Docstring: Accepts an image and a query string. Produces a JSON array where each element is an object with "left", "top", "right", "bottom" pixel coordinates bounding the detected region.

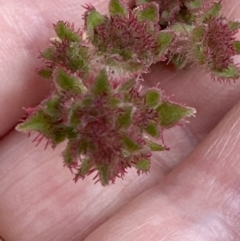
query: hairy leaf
[
  {"left": 56, "top": 69, "right": 82, "bottom": 94},
  {"left": 55, "top": 21, "right": 80, "bottom": 42},
  {"left": 109, "top": 0, "right": 127, "bottom": 16},
  {"left": 92, "top": 69, "right": 110, "bottom": 95},
  {"left": 145, "top": 89, "right": 160, "bottom": 108},
  {"left": 156, "top": 101, "right": 194, "bottom": 128}
]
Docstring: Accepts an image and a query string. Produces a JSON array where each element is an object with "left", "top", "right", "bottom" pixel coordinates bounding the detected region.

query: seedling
[{"left": 17, "top": 0, "right": 240, "bottom": 185}]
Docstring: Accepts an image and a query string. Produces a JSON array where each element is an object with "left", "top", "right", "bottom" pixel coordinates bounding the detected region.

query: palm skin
[{"left": 1, "top": 0, "right": 240, "bottom": 240}]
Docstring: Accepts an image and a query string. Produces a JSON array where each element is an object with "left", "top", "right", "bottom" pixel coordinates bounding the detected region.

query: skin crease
[{"left": 0, "top": 0, "right": 240, "bottom": 240}]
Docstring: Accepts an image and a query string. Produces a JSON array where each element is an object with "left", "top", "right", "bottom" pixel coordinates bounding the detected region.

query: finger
[
  {"left": 84, "top": 98, "right": 240, "bottom": 241},
  {"left": 3, "top": 1, "right": 240, "bottom": 240},
  {"left": 0, "top": 129, "right": 189, "bottom": 241}
]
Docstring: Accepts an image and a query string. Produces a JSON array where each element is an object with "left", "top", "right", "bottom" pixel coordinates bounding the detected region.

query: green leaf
[
  {"left": 123, "top": 61, "right": 143, "bottom": 73},
  {"left": 228, "top": 21, "right": 240, "bottom": 31},
  {"left": 136, "top": 0, "right": 151, "bottom": 5},
  {"left": 98, "top": 164, "right": 110, "bottom": 186},
  {"left": 41, "top": 47, "right": 55, "bottom": 61},
  {"left": 65, "top": 126, "right": 78, "bottom": 139},
  {"left": 69, "top": 104, "right": 81, "bottom": 126},
  {"left": 38, "top": 69, "right": 53, "bottom": 78},
  {"left": 51, "top": 126, "right": 68, "bottom": 145},
  {"left": 147, "top": 140, "right": 165, "bottom": 151},
  {"left": 156, "top": 101, "right": 195, "bottom": 128},
  {"left": 199, "top": 2, "right": 221, "bottom": 23},
  {"left": 92, "top": 69, "right": 110, "bottom": 95},
  {"left": 78, "top": 140, "right": 89, "bottom": 154},
  {"left": 233, "top": 41, "right": 240, "bottom": 54},
  {"left": 135, "top": 3, "right": 159, "bottom": 23},
  {"left": 119, "top": 49, "right": 133, "bottom": 60},
  {"left": 192, "top": 26, "right": 205, "bottom": 42},
  {"left": 194, "top": 45, "right": 206, "bottom": 65},
  {"left": 212, "top": 64, "right": 240, "bottom": 80},
  {"left": 55, "top": 21, "right": 80, "bottom": 42},
  {"left": 123, "top": 136, "right": 141, "bottom": 152},
  {"left": 16, "top": 110, "right": 52, "bottom": 135},
  {"left": 56, "top": 69, "right": 82, "bottom": 94},
  {"left": 118, "top": 79, "right": 136, "bottom": 92},
  {"left": 171, "top": 54, "right": 187, "bottom": 69},
  {"left": 170, "top": 23, "right": 194, "bottom": 34},
  {"left": 86, "top": 9, "right": 105, "bottom": 36},
  {"left": 109, "top": 0, "right": 127, "bottom": 17},
  {"left": 185, "top": 0, "right": 202, "bottom": 10},
  {"left": 157, "top": 31, "right": 174, "bottom": 55},
  {"left": 109, "top": 97, "right": 121, "bottom": 107},
  {"left": 135, "top": 159, "right": 150, "bottom": 171},
  {"left": 145, "top": 89, "right": 160, "bottom": 108},
  {"left": 144, "top": 122, "right": 159, "bottom": 137},
  {"left": 63, "top": 142, "right": 74, "bottom": 165},
  {"left": 44, "top": 95, "right": 61, "bottom": 116},
  {"left": 66, "top": 45, "right": 89, "bottom": 72},
  {"left": 80, "top": 159, "right": 93, "bottom": 175},
  {"left": 116, "top": 106, "right": 132, "bottom": 129},
  {"left": 81, "top": 97, "right": 92, "bottom": 107}
]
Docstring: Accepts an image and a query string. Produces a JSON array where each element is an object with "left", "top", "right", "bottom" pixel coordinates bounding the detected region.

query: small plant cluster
[{"left": 17, "top": 0, "right": 240, "bottom": 185}]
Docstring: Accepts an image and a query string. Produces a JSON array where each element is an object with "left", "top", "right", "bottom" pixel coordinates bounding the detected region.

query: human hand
[{"left": 1, "top": 0, "right": 240, "bottom": 240}]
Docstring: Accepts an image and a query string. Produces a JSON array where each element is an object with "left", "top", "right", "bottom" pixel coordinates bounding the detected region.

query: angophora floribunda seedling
[{"left": 16, "top": 0, "right": 240, "bottom": 185}]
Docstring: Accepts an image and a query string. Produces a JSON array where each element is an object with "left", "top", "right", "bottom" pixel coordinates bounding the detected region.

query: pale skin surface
[{"left": 1, "top": 0, "right": 240, "bottom": 240}]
